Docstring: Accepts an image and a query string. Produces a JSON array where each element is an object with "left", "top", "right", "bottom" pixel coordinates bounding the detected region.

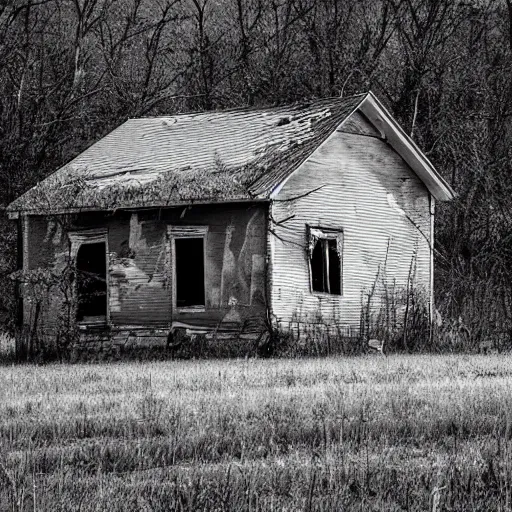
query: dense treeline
[{"left": 1, "top": 0, "right": 511, "bottom": 345}]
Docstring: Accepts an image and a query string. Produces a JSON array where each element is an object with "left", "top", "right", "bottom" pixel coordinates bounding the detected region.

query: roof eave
[
  {"left": 6, "top": 196, "right": 271, "bottom": 217},
  {"left": 360, "top": 92, "right": 455, "bottom": 202}
]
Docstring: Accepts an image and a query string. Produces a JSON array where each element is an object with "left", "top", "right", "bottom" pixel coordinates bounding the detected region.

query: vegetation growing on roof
[{"left": 8, "top": 164, "right": 253, "bottom": 213}]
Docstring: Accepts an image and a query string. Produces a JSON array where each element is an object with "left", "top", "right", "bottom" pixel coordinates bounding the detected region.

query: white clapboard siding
[{"left": 270, "top": 118, "right": 432, "bottom": 329}]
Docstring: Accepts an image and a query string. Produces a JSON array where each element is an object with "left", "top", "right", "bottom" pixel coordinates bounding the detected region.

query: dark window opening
[
  {"left": 76, "top": 242, "right": 107, "bottom": 322},
  {"left": 311, "top": 238, "right": 341, "bottom": 295},
  {"left": 175, "top": 237, "right": 205, "bottom": 308}
]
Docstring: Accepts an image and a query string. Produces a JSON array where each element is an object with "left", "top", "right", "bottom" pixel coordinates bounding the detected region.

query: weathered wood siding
[
  {"left": 110, "top": 204, "right": 267, "bottom": 328},
  {"left": 22, "top": 203, "right": 267, "bottom": 338},
  {"left": 270, "top": 113, "right": 432, "bottom": 330}
]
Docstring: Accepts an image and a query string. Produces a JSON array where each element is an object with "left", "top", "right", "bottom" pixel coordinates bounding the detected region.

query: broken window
[
  {"left": 175, "top": 237, "right": 205, "bottom": 308},
  {"left": 76, "top": 241, "right": 107, "bottom": 322},
  {"left": 308, "top": 227, "right": 342, "bottom": 295}
]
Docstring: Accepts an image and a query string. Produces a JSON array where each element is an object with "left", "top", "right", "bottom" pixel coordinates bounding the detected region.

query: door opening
[
  {"left": 76, "top": 242, "right": 107, "bottom": 322},
  {"left": 175, "top": 237, "right": 205, "bottom": 308}
]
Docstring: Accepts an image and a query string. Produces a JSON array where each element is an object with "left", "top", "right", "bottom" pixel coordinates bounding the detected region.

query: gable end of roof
[{"left": 359, "top": 92, "right": 455, "bottom": 202}]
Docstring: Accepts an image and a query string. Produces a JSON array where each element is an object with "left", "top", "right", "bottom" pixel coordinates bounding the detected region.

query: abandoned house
[{"left": 7, "top": 91, "right": 455, "bottom": 354}]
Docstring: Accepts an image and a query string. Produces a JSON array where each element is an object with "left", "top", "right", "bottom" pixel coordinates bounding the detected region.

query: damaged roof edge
[
  {"left": 7, "top": 197, "right": 271, "bottom": 219},
  {"left": 269, "top": 94, "right": 368, "bottom": 198},
  {"left": 360, "top": 91, "right": 456, "bottom": 202}
]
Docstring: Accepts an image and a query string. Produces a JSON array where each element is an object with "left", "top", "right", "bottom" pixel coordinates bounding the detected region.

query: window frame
[
  {"left": 306, "top": 225, "right": 343, "bottom": 297},
  {"left": 167, "top": 225, "right": 208, "bottom": 313},
  {"left": 68, "top": 228, "right": 109, "bottom": 325}
]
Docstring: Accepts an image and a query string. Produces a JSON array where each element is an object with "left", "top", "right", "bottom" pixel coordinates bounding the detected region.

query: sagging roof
[{"left": 7, "top": 92, "right": 454, "bottom": 215}]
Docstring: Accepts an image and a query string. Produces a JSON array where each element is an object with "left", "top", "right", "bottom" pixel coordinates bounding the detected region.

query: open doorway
[
  {"left": 76, "top": 241, "right": 107, "bottom": 322},
  {"left": 168, "top": 225, "right": 208, "bottom": 311},
  {"left": 175, "top": 237, "right": 205, "bottom": 308}
]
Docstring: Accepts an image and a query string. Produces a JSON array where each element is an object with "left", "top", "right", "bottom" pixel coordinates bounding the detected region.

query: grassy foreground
[{"left": 1, "top": 355, "right": 512, "bottom": 511}]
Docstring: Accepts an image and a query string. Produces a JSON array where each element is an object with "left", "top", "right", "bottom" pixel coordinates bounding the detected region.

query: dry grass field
[{"left": 1, "top": 353, "right": 512, "bottom": 511}]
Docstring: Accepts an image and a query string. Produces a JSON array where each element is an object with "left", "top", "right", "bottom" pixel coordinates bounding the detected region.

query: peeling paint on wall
[
  {"left": 97, "top": 212, "right": 170, "bottom": 324},
  {"left": 250, "top": 255, "right": 265, "bottom": 305},
  {"left": 218, "top": 210, "right": 265, "bottom": 307},
  {"left": 129, "top": 213, "right": 147, "bottom": 254},
  {"left": 221, "top": 223, "right": 237, "bottom": 306},
  {"left": 109, "top": 258, "right": 165, "bottom": 313},
  {"left": 238, "top": 210, "right": 264, "bottom": 303}
]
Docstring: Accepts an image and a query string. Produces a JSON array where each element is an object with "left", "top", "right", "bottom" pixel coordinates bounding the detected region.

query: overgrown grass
[{"left": 1, "top": 355, "right": 512, "bottom": 510}]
